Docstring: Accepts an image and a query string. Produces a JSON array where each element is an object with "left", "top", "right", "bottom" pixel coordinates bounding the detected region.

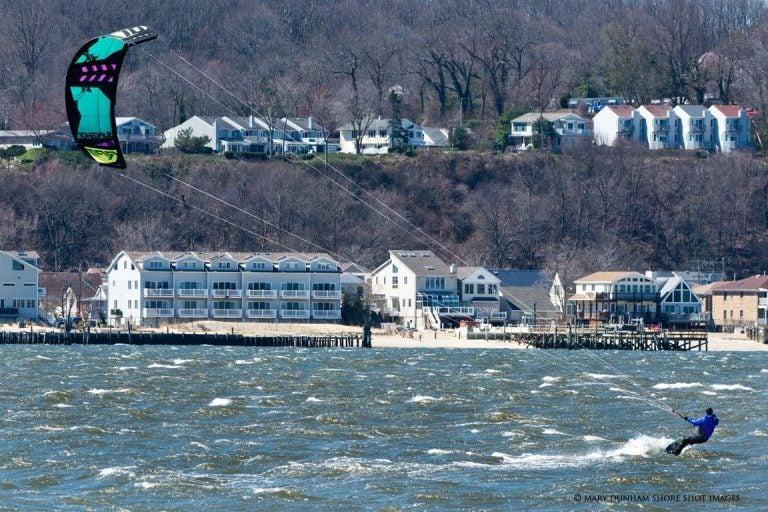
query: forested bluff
[{"left": 5, "top": 147, "right": 767, "bottom": 285}]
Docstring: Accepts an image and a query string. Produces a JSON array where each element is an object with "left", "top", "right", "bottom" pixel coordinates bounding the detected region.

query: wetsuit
[{"left": 680, "top": 412, "right": 719, "bottom": 450}]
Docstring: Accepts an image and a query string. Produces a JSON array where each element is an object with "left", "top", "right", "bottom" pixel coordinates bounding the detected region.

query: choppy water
[{"left": 0, "top": 345, "right": 765, "bottom": 511}]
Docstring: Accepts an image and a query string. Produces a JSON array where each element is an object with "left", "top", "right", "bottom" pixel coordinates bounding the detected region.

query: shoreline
[{"left": 2, "top": 322, "right": 766, "bottom": 351}]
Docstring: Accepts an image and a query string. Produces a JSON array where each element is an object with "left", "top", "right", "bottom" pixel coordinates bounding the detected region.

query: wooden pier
[
  {"left": 0, "top": 330, "right": 370, "bottom": 348},
  {"left": 509, "top": 327, "right": 708, "bottom": 351}
]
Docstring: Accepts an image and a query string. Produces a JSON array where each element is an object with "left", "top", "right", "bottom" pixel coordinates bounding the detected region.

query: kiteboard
[{"left": 665, "top": 439, "right": 685, "bottom": 456}]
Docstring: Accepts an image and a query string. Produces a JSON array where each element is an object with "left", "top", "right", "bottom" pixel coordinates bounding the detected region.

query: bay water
[{"left": 0, "top": 345, "right": 765, "bottom": 510}]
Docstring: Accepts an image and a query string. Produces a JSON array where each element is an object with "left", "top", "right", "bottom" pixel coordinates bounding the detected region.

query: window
[
  {"left": 12, "top": 261, "right": 24, "bottom": 271},
  {"left": 425, "top": 277, "right": 445, "bottom": 290},
  {"left": 477, "top": 284, "right": 486, "bottom": 295},
  {"left": 148, "top": 261, "right": 163, "bottom": 269},
  {"left": 248, "top": 282, "right": 271, "bottom": 290},
  {"left": 213, "top": 282, "right": 237, "bottom": 290},
  {"left": 465, "top": 283, "right": 474, "bottom": 294},
  {"left": 392, "top": 264, "right": 398, "bottom": 273},
  {"left": 392, "top": 276, "right": 398, "bottom": 289}
]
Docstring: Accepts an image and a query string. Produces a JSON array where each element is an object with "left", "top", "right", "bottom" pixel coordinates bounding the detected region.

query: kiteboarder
[{"left": 667, "top": 407, "right": 719, "bottom": 455}]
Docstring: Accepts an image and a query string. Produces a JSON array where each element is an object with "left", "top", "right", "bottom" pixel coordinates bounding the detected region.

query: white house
[
  {"left": 457, "top": 267, "right": 505, "bottom": 323},
  {"left": 115, "top": 117, "right": 162, "bottom": 154},
  {"left": 709, "top": 105, "right": 751, "bottom": 152},
  {"left": 592, "top": 106, "right": 637, "bottom": 146},
  {"left": 637, "top": 105, "right": 678, "bottom": 150},
  {"left": 0, "top": 250, "right": 40, "bottom": 321},
  {"left": 338, "top": 117, "right": 426, "bottom": 154},
  {"left": 509, "top": 111, "right": 592, "bottom": 151},
  {"left": 369, "top": 250, "right": 467, "bottom": 329},
  {"left": 106, "top": 250, "right": 342, "bottom": 327},
  {"left": 672, "top": 105, "right": 711, "bottom": 150}
]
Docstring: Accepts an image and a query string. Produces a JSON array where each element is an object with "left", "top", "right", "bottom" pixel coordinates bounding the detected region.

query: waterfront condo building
[{"left": 106, "top": 251, "right": 342, "bottom": 327}]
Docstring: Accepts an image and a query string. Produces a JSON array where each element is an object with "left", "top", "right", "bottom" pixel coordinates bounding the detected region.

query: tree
[{"left": 174, "top": 127, "right": 212, "bottom": 154}]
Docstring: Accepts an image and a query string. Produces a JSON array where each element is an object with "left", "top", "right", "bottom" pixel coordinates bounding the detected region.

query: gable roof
[
  {"left": 512, "top": 111, "right": 587, "bottom": 124},
  {"left": 674, "top": 105, "right": 707, "bottom": 117},
  {"left": 489, "top": 270, "right": 554, "bottom": 313},
  {"left": 574, "top": 271, "right": 647, "bottom": 283},
  {"left": 711, "top": 275, "right": 768, "bottom": 292},
  {"left": 639, "top": 105, "right": 671, "bottom": 117},
  {"left": 390, "top": 250, "right": 452, "bottom": 276},
  {"left": 603, "top": 106, "right": 635, "bottom": 117},
  {"left": 710, "top": 105, "right": 742, "bottom": 117}
]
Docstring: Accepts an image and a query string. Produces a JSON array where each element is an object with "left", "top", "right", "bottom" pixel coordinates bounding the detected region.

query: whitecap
[
  {"left": 305, "top": 397, "right": 323, "bottom": 403},
  {"left": 147, "top": 363, "right": 183, "bottom": 369},
  {"left": 135, "top": 481, "right": 159, "bottom": 489},
  {"left": 98, "top": 466, "right": 137, "bottom": 478},
  {"left": 88, "top": 388, "right": 131, "bottom": 395},
  {"left": 409, "top": 395, "right": 440, "bottom": 403},
  {"left": 53, "top": 403, "right": 73, "bottom": 408},
  {"left": 710, "top": 384, "right": 754, "bottom": 391},
  {"left": 542, "top": 428, "right": 569, "bottom": 436},
  {"left": 583, "top": 435, "right": 607, "bottom": 442},
  {"left": 541, "top": 376, "right": 561, "bottom": 382},
  {"left": 586, "top": 373, "right": 618, "bottom": 379},
  {"left": 485, "top": 369, "right": 501, "bottom": 374},
  {"left": 427, "top": 449, "right": 453, "bottom": 455},
  {"left": 173, "top": 359, "right": 193, "bottom": 365},
  {"left": 209, "top": 398, "right": 233, "bottom": 407},
  {"left": 252, "top": 487, "right": 291, "bottom": 495},
  {"left": 652, "top": 382, "right": 702, "bottom": 390}
]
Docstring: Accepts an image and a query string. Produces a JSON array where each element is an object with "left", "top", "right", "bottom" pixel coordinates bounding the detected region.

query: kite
[{"left": 65, "top": 26, "right": 157, "bottom": 168}]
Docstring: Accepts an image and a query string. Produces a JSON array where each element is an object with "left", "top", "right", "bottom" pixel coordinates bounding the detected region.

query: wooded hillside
[{"left": 5, "top": 147, "right": 767, "bottom": 285}]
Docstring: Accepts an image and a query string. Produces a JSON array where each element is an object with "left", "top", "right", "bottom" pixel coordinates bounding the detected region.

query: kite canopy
[{"left": 65, "top": 26, "right": 157, "bottom": 168}]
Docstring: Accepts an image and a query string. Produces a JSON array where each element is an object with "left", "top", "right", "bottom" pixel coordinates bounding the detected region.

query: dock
[
  {"left": 509, "top": 327, "right": 707, "bottom": 351},
  {"left": 0, "top": 330, "right": 370, "bottom": 348}
]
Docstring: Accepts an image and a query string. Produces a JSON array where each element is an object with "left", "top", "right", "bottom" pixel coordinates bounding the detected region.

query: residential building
[
  {"left": 709, "top": 105, "right": 751, "bottom": 153},
  {"left": 115, "top": 117, "right": 162, "bottom": 154},
  {"left": 672, "top": 105, "right": 711, "bottom": 151},
  {"left": 490, "top": 270, "right": 560, "bottom": 325},
  {"left": 592, "top": 106, "right": 637, "bottom": 146},
  {"left": 637, "top": 105, "right": 678, "bottom": 150},
  {"left": 509, "top": 111, "right": 592, "bottom": 151},
  {"left": 106, "top": 251, "right": 342, "bottom": 327},
  {"left": 338, "top": 117, "right": 425, "bottom": 154},
  {"left": 569, "top": 271, "right": 658, "bottom": 326},
  {"left": 457, "top": 267, "right": 504, "bottom": 323},
  {"left": 709, "top": 275, "right": 768, "bottom": 328},
  {"left": 369, "top": 250, "right": 467, "bottom": 329},
  {"left": 0, "top": 250, "right": 41, "bottom": 322},
  {"left": 652, "top": 271, "right": 707, "bottom": 328},
  {"left": 161, "top": 115, "right": 335, "bottom": 155},
  {"left": 39, "top": 270, "right": 107, "bottom": 325}
]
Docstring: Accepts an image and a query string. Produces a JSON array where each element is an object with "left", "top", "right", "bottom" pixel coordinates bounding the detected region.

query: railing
[
  {"left": 213, "top": 309, "right": 243, "bottom": 318},
  {"left": 280, "top": 309, "right": 310, "bottom": 319},
  {"left": 178, "top": 289, "right": 208, "bottom": 298},
  {"left": 490, "top": 312, "right": 508, "bottom": 321},
  {"left": 211, "top": 289, "right": 242, "bottom": 298},
  {"left": 312, "top": 310, "right": 341, "bottom": 319},
  {"left": 144, "top": 288, "right": 174, "bottom": 297},
  {"left": 143, "top": 308, "right": 174, "bottom": 317},
  {"left": 245, "top": 309, "right": 277, "bottom": 319},
  {"left": 312, "top": 290, "right": 341, "bottom": 299},
  {"left": 425, "top": 306, "right": 475, "bottom": 316},
  {"left": 246, "top": 289, "right": 278, "bottom": 298},
  {"left": 280, "top": 290, "right": 310, "bottom": 299},
  {"left": 178, "top": 308, "right": 208, "bottom": 318}
]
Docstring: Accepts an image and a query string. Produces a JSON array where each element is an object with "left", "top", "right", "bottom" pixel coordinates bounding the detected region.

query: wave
[
  {"left": 710, "top": 384, "right": 755, "bottom": 391},
  {"left": 408, "top": 395, "right": 441, "bottom": 403},
  {"left": 652, "top": 382, "right": 702, "bottom": 390}
]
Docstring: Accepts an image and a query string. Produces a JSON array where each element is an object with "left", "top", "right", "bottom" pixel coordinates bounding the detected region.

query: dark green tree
[{"left": 174, "top": 127, "right": 212, "bottom": 154}]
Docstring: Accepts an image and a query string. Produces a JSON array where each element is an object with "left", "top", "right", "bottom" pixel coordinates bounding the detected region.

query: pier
[
  {"left": 0, "top": 330, "right": 369, "bottom": 348},
  {"left": 508, "top": 327, "right": 708, "bottom": 351}
]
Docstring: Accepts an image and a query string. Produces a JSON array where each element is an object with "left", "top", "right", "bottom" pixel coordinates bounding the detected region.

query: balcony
[
  {"left": 280, "top": 290, "right": 310, "bottom": 299},
  {"left": 312, "top": 310, "right": 342, "bottom": 320},
  {"left": 312, "top": 290, "right": 341, "bottom": 299},
  {"left": 245, "top": 309, "right": 278, "bottom": 319},
  {"left": 143, "top": 308, "right": 174, "bottom": 318},
  {"left": 211, "top": 289, "right": 242, "bottom": 298},
  {"left": 178, "top": 288, "right": 208, "bottom": 298},
  {"left": 246, "top": 289, "right": 278, "bottom": 299},
  {"left": 144, "top": 288, "right": 174, "bottom": 298},
  {"left": 178, "top": 308, "right": 208, "bottom": 318},
  {"left": 489, "top": 312, "right": 508, "bottom": 322},
  {"left": 212, "top": 309, "right": 243, "bottom": 319},
  {"left": 280, "top": 309, "right": 310, "bottom": 319}
]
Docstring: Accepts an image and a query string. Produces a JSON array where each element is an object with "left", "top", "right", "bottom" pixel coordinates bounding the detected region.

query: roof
[
  {"left": 117, "top": 250, "right": 336, "bottom": 270},
  {"left": 574, "top": 271, "right": 648, "bottom": 284},
  {"left": 603, "top": 106, "right": 635, "bottom": 117},
  {"left": 710, "top": 105, "right": 743, "bottom": 117},
  {"left": 390, "top": 250, "right": 452, "bottom": 276},
  {"left": 639, "top": 105, "right": 671, "bottom": 117},
  {"left": 674, "top": 105, "right": 707, "bottom": 117},
  {"left": 39, "top": 271, "right": 104, "bottom": 300},
  {"left": 488, "top": 270, "right": 555, "bottom": 313},
  {"left": 711, "top": 275, "right": 768, "bottom": 292},
  {"left": 512, "top": 111, "right": 586, "bottom": 124}
]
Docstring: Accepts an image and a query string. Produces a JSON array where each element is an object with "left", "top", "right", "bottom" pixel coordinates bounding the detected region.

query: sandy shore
[{"left": 3, "top": 321, "right": 766, "bottom": 351}]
